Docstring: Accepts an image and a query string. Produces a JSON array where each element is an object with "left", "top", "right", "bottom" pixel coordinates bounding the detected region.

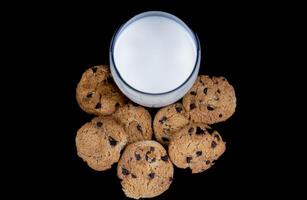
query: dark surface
[
  {"left": 11, "top": 1, "right": 279, "bottom": 198},
  {"left": 50, "top": 3, "right": 249, "bottom": 199},
  {"left": 59, "top": 8, "right": 244, "bottom": 199}
]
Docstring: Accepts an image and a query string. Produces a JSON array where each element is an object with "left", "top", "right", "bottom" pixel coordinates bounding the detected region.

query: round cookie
[
  {"left": 76, "top": 116, "right": 127, "bottom": 171},
  {"left": 117, "top": 141, "right": 174, "bottom": 199},
  {"left": 182, "top": 75, "right": 236, "bottom": 124},
  {"left": 168, "top": 123, "right": 226, "bottom": 173},
  {"left": 153, "top": 103, "right": 189, "bottom": 145},
  {"left": 112, "top": 103, "right": 153, "bottom": 144},
  {"left": 76, "top": 65, "right": 127, "bottom": 115}
]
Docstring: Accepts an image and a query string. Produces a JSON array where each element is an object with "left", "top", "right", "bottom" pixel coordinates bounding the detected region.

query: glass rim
[{"left": 110, "top": 11, "right": 200, "bottom": 95}]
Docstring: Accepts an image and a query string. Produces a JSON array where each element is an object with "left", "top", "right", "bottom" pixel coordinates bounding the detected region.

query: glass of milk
[{"left": 110, "top": 11, "right": 200, "bottom": 107}]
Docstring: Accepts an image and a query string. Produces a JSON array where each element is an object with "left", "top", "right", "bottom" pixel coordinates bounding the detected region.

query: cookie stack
[{"left": 75, "top": 65, "right": 236, "bottom": 199}]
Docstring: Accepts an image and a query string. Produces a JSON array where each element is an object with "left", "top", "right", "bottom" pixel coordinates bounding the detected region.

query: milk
[{"left": 113, "top": 14, "right": 197, "bottom": 94}]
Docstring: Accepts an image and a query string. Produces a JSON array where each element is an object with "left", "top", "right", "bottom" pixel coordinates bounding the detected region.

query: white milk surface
[{"left": 113, "top": 16, "right": 197, "bottom": 94}]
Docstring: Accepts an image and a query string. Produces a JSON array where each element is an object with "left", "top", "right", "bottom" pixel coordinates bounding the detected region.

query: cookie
[
  {"left": 76, "top": 65, "right": 127, "bottom": 115},
  {"left": 112, "top": 103, "right": 153, "bottom": 144},
  {"left": 76, "top": 116, "right": 127, "bottom": 171},
  {"left": 168, "top": 123, "right": 226, "bottom": 173},
  {"left": 182, "top": 75, "right": 236, "bottom": 124},
  {"left": 117, "top": 141, "right": 174, "bottom": 199},
  {"left": 153, "top": 103, "right": 189, "bottom": 145}
]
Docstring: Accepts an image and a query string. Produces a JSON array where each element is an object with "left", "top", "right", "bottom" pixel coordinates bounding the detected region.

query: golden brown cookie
[
  {"left": 168, "top": 123, "right": 226, "bottom": 173},
  {"left": 117, "top": 141, "right": 174, "bottom": 199},
  {"left": 153, "top": 103, "right": 189, "bottom": 145},
  {"left": 112, "top": 103, "right": 152, "bottom": 144},
  {"left": 182, "top": 75, "right": 236, "bottom": 124},
  {"left": 76, "top": 65, "right": 127, "bottom": 115},
  {"left": 75, "top": 116, "right": 127, "bottom": 171}
]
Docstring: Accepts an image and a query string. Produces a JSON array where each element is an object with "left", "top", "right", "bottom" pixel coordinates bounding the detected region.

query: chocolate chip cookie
[
  {"left": 153, "top": 103, "right": 189, "bottom": 145},
  {"left": 182, "top": 75, "right": 236, "bottom": 124},
  {"left": 112, "top": 103, "right": 153, "bottom": 144},
  {"left": 168, "top": 123, "right": 226, "bottom": 173},
  {"left": 76, "top": 65, "right": 127, "bottom": 115},
  {"left": 117, "top": 141, "right": 174, "bottom": 199},
  {"left": 76, "top": 116, "right": 127, "bottom": 171}
]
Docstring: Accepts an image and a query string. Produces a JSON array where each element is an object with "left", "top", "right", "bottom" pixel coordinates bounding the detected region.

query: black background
[
  {"left": 54, "top": 3, "right": 250, "bottom": 199},
  {"left": 7, "top": 0, "right": 289, "bottom": 198}
]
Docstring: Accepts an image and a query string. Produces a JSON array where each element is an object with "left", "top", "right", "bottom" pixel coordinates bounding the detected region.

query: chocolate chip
[
  {"left": 91, "top": 66, "right": 97, "bottom": 73},
  {"left": 190, "top": 103, "right": 196, "bottom": 110},
  {"left": 205, "top": 160, "right": 211, "bottom": 165},
  {"left": 148, "top": 172, "right": 155, "bottom": 179},
  {"left": 196, "top": 127, "right": 205, "bottom": 135},
  {"left": 214, "top": 96, "right": 220, "bottom": 101},
  {"left": 217, "top": 89, "right": 221, "bottom": 94},
  {"left": 145, "top": 152, "right": 156, "bottom": 163},
  {"left": 150, "top": 147, "right": 155, "bottom": 152},
  {"left": 199, "top": 79, "right": 205, "bottom": 85},
  {"left": 122, "top": 168, "right": 130, "bottom": 175},
  {"left": 96, "top": 122, "right": 103, "bottom": 127},
  {"left": 196, "top": 151, "right": 202, "bottom": 157},
  {"left": 159, "top": 116, "right": 167, "bottom": 124},
  {"left": 169, "top": 177, "right": 173, "bottom": 182},
  {"left": 190, "top": 91, "right": 197, "bottom": 95},
  {"left": 115, "top": 102, "right": 120, "bottom": 107},
  {"left": 222, "top": 78, "right": 226, "bottom": 81},
  {"left": 161, "top": 155, "right": 169, "bottom": 162},
  {"left": 188, "top": 127, "right": 194, "bottom": 133},
  {"left": 211, "top": 141, "right": 217, "bottom": 148},
  {"left": 186, "top": 156, "right": 192, "bottom": 163},
  {"left": 135, "top": 153, "right": 141, "bottom": 161},
  {"left": 175, "top": 107, "right": 182, "bottom": 113},
  {"left": 95, "top": 103, "right": 101, "bottom": 109},
  {"left": 86, "top": 92, "right": 93, "bottom": 98},
  {"left": 147, "top": 157, "right": 156, "bottom": 163},
  {"left": 108, "top": 136, "right": 117, "bottom": 146},
  {"left": 207, "top": 105, "right": 214, "bottom": 111},
  {"left": 162, "top": 137, "right": 169, "bottom": 142},
  {"left": 219, "top": 114, "right": 223, "bottom": 118},
  {"left": 203, "top": 88, "right": 208, "bottom": 95},
  {"left": 131, "top": 174, "right": 137, "bottom": 179},
  {"left": 214, "top": 134, "right": 221, "bottom": 141},
  {"left": 137, "top": 124, "right": 143, "bottom": 132}
]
